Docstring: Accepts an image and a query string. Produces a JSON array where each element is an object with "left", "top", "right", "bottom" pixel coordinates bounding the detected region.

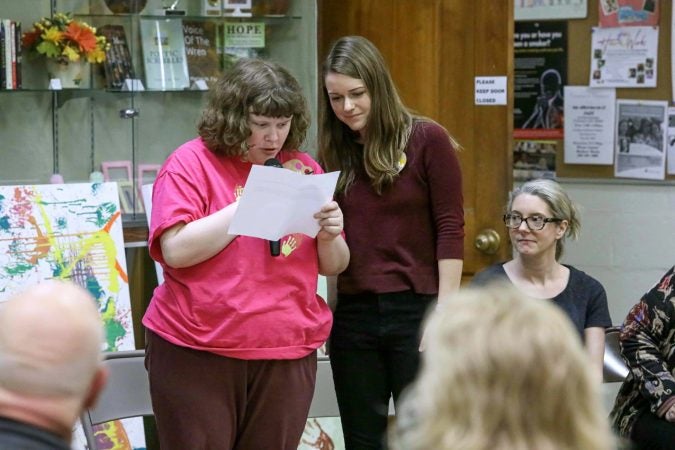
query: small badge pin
[{"left": 396, "top": 152, "right": 407, "bottom": 173}]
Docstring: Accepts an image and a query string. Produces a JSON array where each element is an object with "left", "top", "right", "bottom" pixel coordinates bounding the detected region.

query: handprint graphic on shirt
[
  {"left": 234, "top": 184, "right": 244, "bottom": 200},
  {"left": 281, "top": 235, "right": 298, "bottom": 257}
]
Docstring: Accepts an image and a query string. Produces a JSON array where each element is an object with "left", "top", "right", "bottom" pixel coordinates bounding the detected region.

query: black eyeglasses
[{"left": 503, "top": 213, "right": 562, "bottom": 231}]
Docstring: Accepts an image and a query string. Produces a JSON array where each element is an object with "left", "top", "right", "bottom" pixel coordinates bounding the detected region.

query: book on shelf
[
  {"left": 222, "top": 47, "right": 260, "bottom": 70},
  {"left": 182, "top": 20, "right": 221, "bottom": 89},
  {"left": 99, "top": 24, "right": 135, "bottom": 90},
  {"left": 14, "top": 21, "right": 21, "bottom": 89},
  {"left": 9, "top": 21, "right": 16, "bottom": 89},
  {"left": 2, "top": 19, "right": 12, "bottom": 89},
  {"left": 140, "top": 18, "right": 189, "bottom": 91},
  {"left": 0, "top": 19, "right": 21, "bottom": 90},
  {"left": 221, "top": 22, "right": 264, "bottom": 71},
  {"left": 0, "top": 20, "right": 5, "bottom": 89}
]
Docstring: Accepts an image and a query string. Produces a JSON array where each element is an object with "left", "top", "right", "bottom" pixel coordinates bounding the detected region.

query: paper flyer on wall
[
  {"left": 589, "top": 26, "right": 658, "bottom": 88},
  {"left": 667, "top": 107, "right": 675, "bottom": 175},
  {"left": 563, "top": 86, "right": 615, "bottom": 165},
  {"left": 513, "top": 139, "right": 557, "bottom": 182},
  {"left": 514, "top": 21, "right": 567, "bottom": 139},
  {"left": 515, "top": 0, "right": 587, "bottom": 20},
  {"left": 614, "top": 99, "right": 666, "bottom": 180},
  {"left": 598, "top": 0, "right": 659, "bottom": 27},
  {"left": 672, "top": 6, "right": 675, "bottom": 102}
]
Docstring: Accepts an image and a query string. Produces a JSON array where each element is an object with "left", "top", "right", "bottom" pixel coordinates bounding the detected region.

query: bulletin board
[{"left": 553, "top": 0, "right": 674, "bottom": 180}]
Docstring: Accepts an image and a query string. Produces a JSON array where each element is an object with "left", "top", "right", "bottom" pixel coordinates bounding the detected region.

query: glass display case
[{"left": 0, "top": 0, "right": 318, "bottom": 235}]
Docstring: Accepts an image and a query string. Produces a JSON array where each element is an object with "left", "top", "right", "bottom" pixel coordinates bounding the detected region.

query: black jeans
[
  {"left": 329, "top": 291, "right": 435, "bottom": 450},
  {"left": 630, "top": 410, "right": 675, "bottom": 450}
]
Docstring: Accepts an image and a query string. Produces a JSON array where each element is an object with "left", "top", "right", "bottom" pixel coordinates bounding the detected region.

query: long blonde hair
[{"left": 390, "top": 283, "right": 614, "bottom": 450}]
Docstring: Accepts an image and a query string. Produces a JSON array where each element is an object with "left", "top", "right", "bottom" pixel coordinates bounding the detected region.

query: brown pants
[{"left": 145, "top": 330, "right": 317, "bottom": 450}]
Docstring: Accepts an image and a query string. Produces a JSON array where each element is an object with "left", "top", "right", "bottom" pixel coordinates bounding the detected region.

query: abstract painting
[{"left": 0, "top": 182, "right": 145, "bottom": 449}]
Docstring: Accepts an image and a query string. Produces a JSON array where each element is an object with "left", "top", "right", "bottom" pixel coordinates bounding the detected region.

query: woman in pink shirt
[{"left": 143, "top": 58, "right": 349, "bottom": 450}]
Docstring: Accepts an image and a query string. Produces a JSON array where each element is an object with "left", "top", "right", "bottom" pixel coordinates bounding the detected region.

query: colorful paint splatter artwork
[
  {"left": 0, "top": 183, "right": 133, "bottom": 351},
  {"left": 0, "top": 182, "right": 145, "bottom": 449}
]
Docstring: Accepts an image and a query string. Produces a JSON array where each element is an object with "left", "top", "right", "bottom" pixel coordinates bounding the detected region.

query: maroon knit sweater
[{"left": 336, "top": 120, "right": 464, "bottom": 295}]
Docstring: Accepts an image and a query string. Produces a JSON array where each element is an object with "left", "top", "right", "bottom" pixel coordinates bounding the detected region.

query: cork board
[{"left": 554, "top": 0, "right": 674, "bottom": 180}]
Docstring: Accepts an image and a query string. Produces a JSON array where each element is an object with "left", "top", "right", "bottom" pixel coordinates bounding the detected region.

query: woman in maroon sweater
[{"left": 318, "top": 35, "right": 464, "bottom": 450}]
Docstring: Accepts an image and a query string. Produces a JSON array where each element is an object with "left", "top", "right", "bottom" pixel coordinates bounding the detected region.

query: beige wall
[
  {"left": 552, "top": 180, "right": 675, "bottom": 412},
  {"left": 557, "top": 180, "right": 675, "bottom": 325}
]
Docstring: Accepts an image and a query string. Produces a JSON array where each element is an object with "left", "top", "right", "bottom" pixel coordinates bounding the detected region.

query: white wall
[
  {"left": 558, "top": 179, "right": 675, "bottom": 326},
  {"left": 550, "top": 180, "right": 675, "bottom": 413}
]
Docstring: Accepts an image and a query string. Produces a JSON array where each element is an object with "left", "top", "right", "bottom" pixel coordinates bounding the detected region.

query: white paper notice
[
  {"left": 475, "top": 76, "right": 507, "bottom": 105},
  {"left": 589, "top": 26, "right": 658, "bottom": 88},
  {"left": 667, "top": 107, "right": 675, "bottom": 175},
  {"left": 614, "top": 99, "right": 667, "bottom": 180},
  {"left": 564, "top": 86, "right": 615, "bottom": 165},
  {"left": 229, "top": 166, "right": 340, "bottom": 240}
]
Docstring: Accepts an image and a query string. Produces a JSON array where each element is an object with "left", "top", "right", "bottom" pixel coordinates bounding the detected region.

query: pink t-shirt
[{"left": 142, "top": 138, "right": 332, "bottom": 360}]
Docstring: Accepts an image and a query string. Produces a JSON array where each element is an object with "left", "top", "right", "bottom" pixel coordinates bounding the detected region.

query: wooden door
[{"left": 318, "top": 0, "right": 514, "bottom": 280}]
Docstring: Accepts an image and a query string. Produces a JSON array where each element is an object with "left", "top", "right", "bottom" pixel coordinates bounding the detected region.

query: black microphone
[{"left": 264, "top": 158, "right": 283, "bottom": 257}]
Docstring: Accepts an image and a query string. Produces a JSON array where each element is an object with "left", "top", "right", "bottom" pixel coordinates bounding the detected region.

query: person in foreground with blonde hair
[
  {"left": 389, "top": 282, "right": 615, "bottom": 450},
  {"left": 0, "top": 281, "right": 107, "bottom": 449}
]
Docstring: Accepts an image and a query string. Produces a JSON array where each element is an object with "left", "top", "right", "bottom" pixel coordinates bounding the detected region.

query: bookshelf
[
  {"left": 0, "top": 5, "right": 318, "bottom": 446},
  {"left": 0, "top": 0, "right": 318, "bottom": 232}
]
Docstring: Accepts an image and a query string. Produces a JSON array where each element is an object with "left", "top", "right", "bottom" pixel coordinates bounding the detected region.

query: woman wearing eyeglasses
[{"left": 471, "top": 178, "right": 611, "bottom": 380}]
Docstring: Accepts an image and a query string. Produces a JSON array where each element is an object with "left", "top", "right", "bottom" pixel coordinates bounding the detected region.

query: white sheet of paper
[
  {"left": 229, "top": 166, "right": 340, "bottom": 240},
  {"left": 563, "top": 86, "right": 615, "bottom": 165}
]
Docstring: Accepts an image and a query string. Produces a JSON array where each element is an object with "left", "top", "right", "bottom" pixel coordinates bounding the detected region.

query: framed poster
[
  {"left": 136, "top": 163, "right": 161, "bottom": 204},
  {"left": 101, "top": 160, "right": 132, "bottom": 182},
  {"left": 117, "top": 181, "right": 144, "bottom": 215}
]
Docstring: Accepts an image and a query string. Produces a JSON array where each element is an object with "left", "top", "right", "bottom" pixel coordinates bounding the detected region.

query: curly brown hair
[{"left": 198, "top": 58, "right": 310, "bottom": 156}]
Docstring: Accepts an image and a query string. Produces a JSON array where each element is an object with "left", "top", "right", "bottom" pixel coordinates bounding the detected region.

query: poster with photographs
[
  {"left": 667, "top": 107, "right": 675, "bottom": 175},
  {"left": 513, "top": 140, "right": 557, "bottom": 181},
  {"left": 514, "top": 21, "right": 567, "bottom": 139},
  {"left": 515, "top": 0, "right": 587, "bottom": 20},
  {"left": 589, "top": 26, "right": 658, "bottom": 88},
  {"left": 614, "top": 99, "right": 666, "bottom": 180},
  {"left": 672, "top": 6, "right": 675, "bottom": 101},
  {"left": 598, "top": 0, "right": 659, "bottom": 27}
]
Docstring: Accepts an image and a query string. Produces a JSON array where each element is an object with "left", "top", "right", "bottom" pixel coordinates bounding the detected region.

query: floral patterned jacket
[{"left": 610, "top": 265, "right": 675, "bottom": 437}]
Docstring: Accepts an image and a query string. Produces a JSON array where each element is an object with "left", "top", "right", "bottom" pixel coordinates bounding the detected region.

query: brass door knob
[{"left": 474, "top": 229, "right": 500, "bottom": 255}]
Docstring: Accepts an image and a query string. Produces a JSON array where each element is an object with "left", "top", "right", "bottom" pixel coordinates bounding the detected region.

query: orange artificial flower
[
  {"left": 23, "top": 12, "right": 108, "bottom": 65},
  {"left": 64, "top": 21, "right": 97, "bottom": 53}
]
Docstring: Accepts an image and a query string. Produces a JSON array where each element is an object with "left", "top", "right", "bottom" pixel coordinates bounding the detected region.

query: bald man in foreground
[{"left": 0, "top": 281, "right": 108, "bottom": 449}]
